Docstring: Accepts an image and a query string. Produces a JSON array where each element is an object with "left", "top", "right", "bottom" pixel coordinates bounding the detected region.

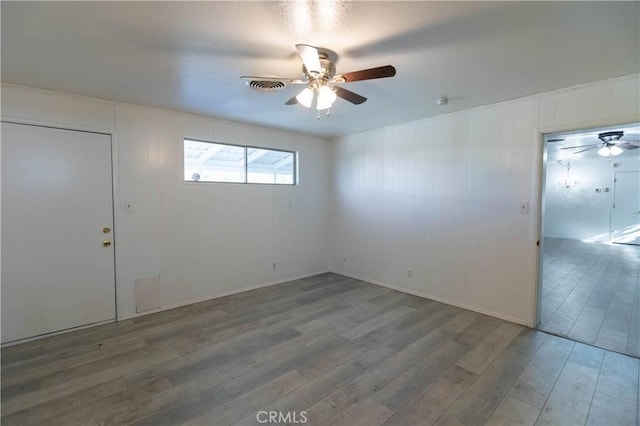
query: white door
[
  {"left": 612, "top": 171, "right": 640, "bottom": 245},
  {"left": 1, "top": 122, "right": 116, "bottom": 343}
]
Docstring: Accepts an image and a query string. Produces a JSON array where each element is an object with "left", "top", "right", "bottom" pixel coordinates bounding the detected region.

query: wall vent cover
[{"left": 135, "top": 276, "right": 161, "bottom": 313}]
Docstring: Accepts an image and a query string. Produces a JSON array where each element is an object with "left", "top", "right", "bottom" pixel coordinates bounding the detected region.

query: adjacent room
[
  {"left": 1, "top": 2, "right": 639, "bottom": 425},
  {"left": 540, "top": 124, "right": 640, "bottom": 358}
]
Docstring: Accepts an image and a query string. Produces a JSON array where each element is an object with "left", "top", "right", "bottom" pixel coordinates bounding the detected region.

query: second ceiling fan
[
  {"left": 560, "top": 131, "right": 639, "bottom": 157},
  {"left": 241, "top": 44, "right": 396, "bottom": 113}
]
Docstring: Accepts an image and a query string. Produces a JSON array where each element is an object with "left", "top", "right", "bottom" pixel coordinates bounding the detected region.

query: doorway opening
[{"left": 538, "top": 122, "right": 640, "bottom": 358}]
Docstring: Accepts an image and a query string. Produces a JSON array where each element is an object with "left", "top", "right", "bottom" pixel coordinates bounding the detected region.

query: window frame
[{"left": 183, "top": 138, "right": 298, "bottom": 186}]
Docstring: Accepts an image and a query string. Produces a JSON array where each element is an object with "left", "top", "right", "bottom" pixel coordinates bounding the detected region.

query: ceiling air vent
[{"left": 246, "top": 80, "right": 287, "bottom": 92}]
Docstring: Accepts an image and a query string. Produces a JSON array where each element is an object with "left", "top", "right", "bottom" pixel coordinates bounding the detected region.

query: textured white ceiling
[{"left": 2, "top": 1, "right": 639, "bottom": 138}]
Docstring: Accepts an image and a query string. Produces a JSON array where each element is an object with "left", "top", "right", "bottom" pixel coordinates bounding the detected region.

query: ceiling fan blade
[
  {"left": 618, "top": 143, "right": 639, "bottom": 150},
  {"left": 572, "top": 146, "right": 598, "bottom": 154},
  {"left": 560, "top": 143, "right": 600, "bottom": 150},
  {"left": 284, "top": 95, "right": 299, "bottom": 105},
  {"left": 334, "top": 86, "right": 367, "bottom": 105},
  {"left": 240, "top": 76, "right": 307, "bottom": 84},
  {"left": 296, "top": 44, "right": 322, "bottom": 76},
  {"left": 337, "top": 65, "right": 396, "bottom": 83},
  {"left": 620, "top": 134, "right": 640, "bottom": 142}
]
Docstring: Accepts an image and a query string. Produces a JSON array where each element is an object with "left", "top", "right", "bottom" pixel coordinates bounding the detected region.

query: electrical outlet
[
  {"left": 272, "top": 262, "right": 277, "bottom": 270},
  {"left": 407, "top": 269, "right": 414, "bottom": 279}
]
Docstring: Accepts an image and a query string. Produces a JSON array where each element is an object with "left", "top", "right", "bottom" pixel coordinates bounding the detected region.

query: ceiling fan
[
  {"left": 559, "top": 131, "right": 639, "bottom": 157},
  {"left": 241, "top": 44, "right": 396, "bottom": 115}
]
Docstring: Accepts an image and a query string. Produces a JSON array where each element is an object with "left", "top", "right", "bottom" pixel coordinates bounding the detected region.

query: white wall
[
  {"left": 544, "top": 157, "right": 640, "bottom": 241},
  {"left": 1, "top": 84, "right": 331, "bottom": 320},
  {"left": 2, "top": 73, "right": 638, "bottom": 329},
  {"left": 329, "top": 74, "right": 639, "bottom": 326}
]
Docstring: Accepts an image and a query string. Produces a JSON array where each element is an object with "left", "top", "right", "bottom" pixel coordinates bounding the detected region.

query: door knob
[
  {"left": 103, "top": 240, "right": 112, "bottom": 247},
  {"left": 103, "top": 227, "right": 111, "bottom": 234}
]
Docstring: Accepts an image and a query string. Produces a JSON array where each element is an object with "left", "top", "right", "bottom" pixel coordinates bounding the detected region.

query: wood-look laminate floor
[
  {"left": 540, "top": 238, "right": 640, "bottom": 358},
  {"left": 2, "top": 273, "right": 639, "bottom": 426}
]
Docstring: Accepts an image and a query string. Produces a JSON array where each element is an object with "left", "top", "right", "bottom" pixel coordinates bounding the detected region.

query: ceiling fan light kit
[
  {"left": 241, "top": 44, "right": 396, "bottom": 117},
  {"left": 316, "top": 85, "right": 337, "bottom": 110},
  {"left": 296, "top": 87, "right": 314, "bottom": 108},
  {"left": 597, "top": 145, "right": 623, "bottom": 157}
]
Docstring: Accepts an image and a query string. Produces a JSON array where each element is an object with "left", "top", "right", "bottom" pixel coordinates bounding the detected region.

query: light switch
[
  {"left": 124, "top": 201, "right": 134, "bottom": 213},
  {"left": 520, "top": 201, "right": 529, "bottom": 214}
]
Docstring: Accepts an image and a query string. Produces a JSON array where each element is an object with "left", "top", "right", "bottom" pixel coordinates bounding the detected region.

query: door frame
[
  {"left": 1, "top": 118, "right": 121, "bottom": 341},
  {"left": 532, "top": 115, "right": 639, "bottom": 328}
]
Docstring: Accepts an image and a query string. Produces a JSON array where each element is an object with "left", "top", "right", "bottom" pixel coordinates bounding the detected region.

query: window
[
  {"left": 247, "top": 148, "right": 295, "bottom": 184},
  {"left": 184, "top": 139, "right": 296, "bottom": 185}
]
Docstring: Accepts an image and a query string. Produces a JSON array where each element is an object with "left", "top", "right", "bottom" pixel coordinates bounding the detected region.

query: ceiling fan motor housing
[
  {"left": 598, "top": 131, "right": 623, "bottom": 143},
  {"left": 303, "top": 54, "right": 336, "bottom": 84}
]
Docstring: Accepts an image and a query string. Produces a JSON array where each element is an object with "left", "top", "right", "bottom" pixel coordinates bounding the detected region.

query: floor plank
[
  {"left": 506, "top": 334, "right": 574, "bottom": 409},
  {"left": 333, "top": 398, "right": 394, "bottom": 426},
  {"left": 184, "top": 370, "right": 308, "bottom": 426},
  {"left": 535, "top": 343, "right": 604, "bottom": 425},
  {"left": 437, "top": 345, "right": 534, "bottom": 425},
  {"left": 304, "top": 371, "right": 387, "bottom": 425},
  {"left": 585, "top": 350, "right": 639, "bottom": 426},
  {"left": 384, "top": 365, "right": 477, "bottom": 426}
]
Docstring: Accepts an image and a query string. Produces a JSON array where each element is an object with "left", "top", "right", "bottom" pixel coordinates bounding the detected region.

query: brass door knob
[
  {"left": 103, "top": 240, "right": 112, "bottom": 247},
  {"left": 103, "top": 227, "right": 111, "bottom": 234}
]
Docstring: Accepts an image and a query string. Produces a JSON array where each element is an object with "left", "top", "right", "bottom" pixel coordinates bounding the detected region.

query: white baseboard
[
  {"left": 1, "top": 318, "right": 116, "bottom": 347},
  {"left": 331, "top": 270, "right": 530, "bottom": 327},
  {"left": 117, "top": 270, "right": 331, "bottom": 321}
]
